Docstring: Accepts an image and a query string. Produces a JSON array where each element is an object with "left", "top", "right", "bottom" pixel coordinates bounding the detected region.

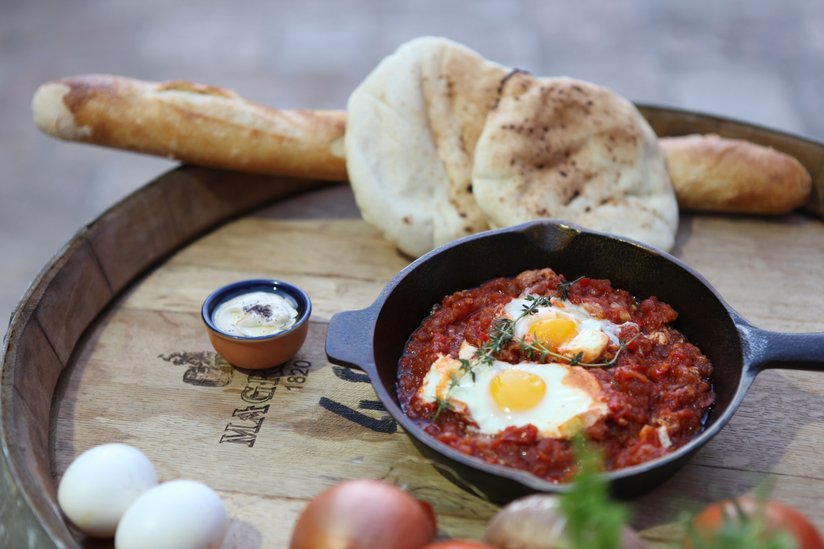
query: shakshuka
[{"left": 397, "top": 268, "right": 715, "bottom": 482}]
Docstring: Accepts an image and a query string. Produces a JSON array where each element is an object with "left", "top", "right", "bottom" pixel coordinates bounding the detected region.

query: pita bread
[
  {"left": 345, "top": 36, "right": 507, "bottom": 257},
  {"left": 472, "top": 72, "right": 679, "bottom": 251}
]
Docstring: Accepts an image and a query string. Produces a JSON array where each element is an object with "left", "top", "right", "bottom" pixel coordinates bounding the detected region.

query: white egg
[
  {"left": 57, "top": 443, "right": 158, "bottom": 537},
  {"left": 419, "top": 347, "right": 607, "bottom": 438},
  {"left": 115, "top": 479, "right": 228, "bottom": 549},
  {"left": 503, "top": 295, "right": 629, "bottom": 363}
]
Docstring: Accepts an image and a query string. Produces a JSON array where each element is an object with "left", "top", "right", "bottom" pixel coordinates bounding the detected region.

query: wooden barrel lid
[{"left": 3, "top": 109, "right": 824, "bottom": 547}]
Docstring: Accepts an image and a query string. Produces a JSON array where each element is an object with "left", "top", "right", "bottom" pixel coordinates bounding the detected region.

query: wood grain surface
[
  {"left": 2, "top": 157, "right": 823, "bottom": 548},
  {"left": 48, "top": 183, "right": 824, "bottom": 548}
]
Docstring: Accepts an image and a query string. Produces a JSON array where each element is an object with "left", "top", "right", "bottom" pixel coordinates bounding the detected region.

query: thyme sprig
[
  {"left": 557, "top": 276, "right": 585, "bottom": 301},
  {"left": 471, "top": 294, "right": 552, "bottom": 369},
  {"left": 433, "top": 392, "right": 455, "bottom": 421},
  {"left": 518, "top": 332, "right": 640, "bottom": 368},
  {"left": 431, "top": 277, "right": 634, "bottom": 420}
]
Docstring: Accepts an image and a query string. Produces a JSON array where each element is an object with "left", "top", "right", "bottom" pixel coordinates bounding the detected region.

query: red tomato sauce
[{"left": 397, "top": 268, "right": 715, "bottom": 482}]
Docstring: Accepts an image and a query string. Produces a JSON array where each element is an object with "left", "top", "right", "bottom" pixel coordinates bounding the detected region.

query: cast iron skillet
[{"left": 325, "top": 220, "right": 824, "bottom": 502}]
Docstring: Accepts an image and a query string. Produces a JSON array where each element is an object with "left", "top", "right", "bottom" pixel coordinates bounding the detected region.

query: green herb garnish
[
  {"left": 517, "top": 333, "right": 639, "bottom": 369},
  {"left": 557, "top": 276, "right": 585, "bottom": 301},
  {"left": 431, "top": 277, "right": 636, "bottom": 420},
  {"left": 520, "top": 294, "right": 553, "bottom": 315},
  {"left": 432, "top": 395, "right": 454, "bottom": 422},
  {"left": 560, "top": 436, "right": 629, "bottom": 549}
]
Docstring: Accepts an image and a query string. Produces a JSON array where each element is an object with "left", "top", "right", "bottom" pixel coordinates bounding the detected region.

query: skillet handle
[
  {"left": 739, "top": 324, "right": 824, "bottom": 372},
  {"left": 325, "top": 306, "right": 379, "bottom": 377}
]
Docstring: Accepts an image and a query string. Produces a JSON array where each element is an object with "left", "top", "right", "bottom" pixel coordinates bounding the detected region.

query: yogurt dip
[{"left": 212, "top": 291, "right": 299, "bottom": 337}]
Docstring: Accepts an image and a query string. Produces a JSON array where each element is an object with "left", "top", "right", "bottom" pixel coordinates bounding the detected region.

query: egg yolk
[
  {"left": 528, "top": 317, "right": 578, "bottom": 349},
  {"left": 490, "top": 369, "right": 547, "bottom": 411}
]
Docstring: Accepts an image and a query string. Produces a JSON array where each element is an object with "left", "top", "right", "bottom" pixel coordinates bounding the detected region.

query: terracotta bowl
[{"left": 201, "top": 279, "right": 312, "bottom": 370}]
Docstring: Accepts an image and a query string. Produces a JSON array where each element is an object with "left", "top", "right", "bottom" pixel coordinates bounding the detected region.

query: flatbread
[
  {"left": 345, "top": 36, "right": 508, "bottom": 257},
  {"left": 472, "top": 72, "right": 679, "bottom": 251}
]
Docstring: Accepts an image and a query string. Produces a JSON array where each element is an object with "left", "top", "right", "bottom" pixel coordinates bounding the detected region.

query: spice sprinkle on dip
[{"left": 212, "top": 291, "right": 299, "bottom": 338}]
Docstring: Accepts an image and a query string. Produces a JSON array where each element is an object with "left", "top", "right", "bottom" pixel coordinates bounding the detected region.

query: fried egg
[
  {"left": 503, "top": 295, "right": 628, "bottom": 363},
  {"left": 418, "top": 343, "right": 607, "bottom": 438}
]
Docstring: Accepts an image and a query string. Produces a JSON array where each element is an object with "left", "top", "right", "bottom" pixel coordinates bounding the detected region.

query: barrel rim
[{"left": 0, "top": 165, "right": 330, "bottom": 547}]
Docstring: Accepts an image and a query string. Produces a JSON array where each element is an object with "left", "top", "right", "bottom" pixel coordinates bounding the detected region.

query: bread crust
[
  {"left": 31, "top": 75, "right": 348, "bottom": 181},
  {"left": 32, "top": 76, "right": 815, "bottom": 219},
  {"left": 659, "top": 134, "right": 812, "bottom": 214},
  {"left": 344, "top": 36, "right": 508, "bottom": 257}
]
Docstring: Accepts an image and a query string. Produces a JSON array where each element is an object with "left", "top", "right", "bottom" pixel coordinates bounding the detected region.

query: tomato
[
  {"left": 289, "top": 479, "right": 437, "bottom": 549},
  {"left": 691, "top": 497, "right": 824, "bottom": 549}
]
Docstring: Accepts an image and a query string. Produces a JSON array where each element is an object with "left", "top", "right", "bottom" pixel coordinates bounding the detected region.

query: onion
[
  {"left": 485, "top": 494, "right": 647, "bottom": 549},
  {"left": 289, "top": 479, "right": 437, "bottom": 549}
]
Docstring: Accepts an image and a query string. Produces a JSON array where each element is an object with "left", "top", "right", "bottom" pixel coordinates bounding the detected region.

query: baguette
[
  {"left": 32, "top": 76, "right": 816, "bottom": 216},
  {"left": 32, "top": 75, "right": 349, "bottom": 181},
  {"left": 659, "top": 134, "right": 812, "bottom": 214}
]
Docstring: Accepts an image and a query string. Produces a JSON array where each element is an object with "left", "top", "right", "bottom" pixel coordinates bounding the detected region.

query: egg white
[
  {"left": 503, "top": 295, "right": 630, "bottom": 363},
  {"left": 418, "top": 343, "right": 607, "bottom": 438}
]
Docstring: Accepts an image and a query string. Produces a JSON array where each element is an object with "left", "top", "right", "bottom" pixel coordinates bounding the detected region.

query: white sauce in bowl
[{"left": 212, "top": 291, "right": 299, "bottom": 337}]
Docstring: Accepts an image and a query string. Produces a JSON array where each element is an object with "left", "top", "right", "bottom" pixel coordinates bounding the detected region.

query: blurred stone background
[{"left": 2, "top": 0, "right": 823, "bottom": 336}]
